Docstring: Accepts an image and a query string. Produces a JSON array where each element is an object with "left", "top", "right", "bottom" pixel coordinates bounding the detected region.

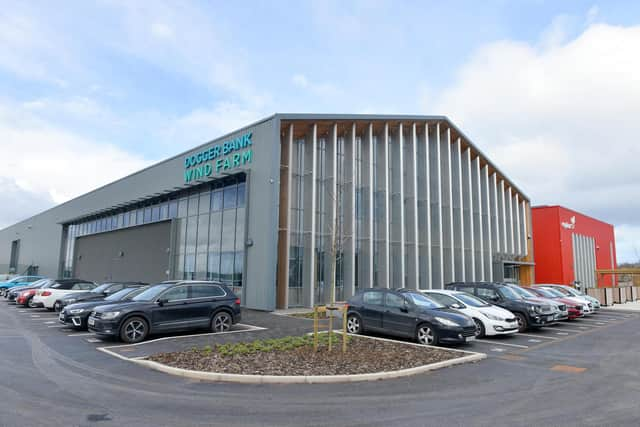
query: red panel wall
[{"left": 532, "top": 206, "right": 617, "bottom": 287}]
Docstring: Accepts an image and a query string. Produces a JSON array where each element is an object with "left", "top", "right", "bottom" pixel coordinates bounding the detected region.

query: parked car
[
  {"left": 537, "top": 284, "right": 600, "bottom": 312},
  {"left": 445, "top": 282, "right": 555, "bottom": 332},
  {"left": 422, "top": 290, "right": 519, "bottom": 337},
  {"left": 60, "top": 286, "right": 150, "bottom": 330},
  {"left": 32, "top": 279, "right": 97, "bottom": 310},
  {"left": 87, "top": 281, "right": 241, "bottom": 343},
  {"left": 345, "top": 288, "right": 476, "bottom": 345},
  {"left": 7, "top": 279, "right": 53, "bottom": 304},
  {"left": 504, "top": 284, "right": 568, "bottom": 322},
  {"left": 0, "top": 276, "right": 45, "bottom": 296},
  {"left": 56, "top": 282, "right": 148, "bottom": 311},
  {"left": 528, "top": 287, "right": 584, "bottom": 320}
]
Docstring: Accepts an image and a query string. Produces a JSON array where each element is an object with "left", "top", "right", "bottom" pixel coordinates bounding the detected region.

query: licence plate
[
  {"left": 546, "top": 315, "right": 554, "bottom": 322},
  {"left": 88, "top": 318, "right": 95, "bottom": 327},
  {"left": 466, "top": 336, "right": 476, "bottom": 342},
  {"left": 59, "top": 312, "right": 64, "bottom": 321}
]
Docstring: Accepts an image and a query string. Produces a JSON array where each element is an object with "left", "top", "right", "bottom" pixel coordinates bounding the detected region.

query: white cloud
[
  {"left": 0, "top": 100, "right": 151, "bottom": 228},
  {"left": 432, "top": 22, "right": 640, "bottom": 263}
]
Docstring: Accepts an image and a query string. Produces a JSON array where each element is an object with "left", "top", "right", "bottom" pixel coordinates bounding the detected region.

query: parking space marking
[
  {"left": 555, "top": 332, "right": 569, "bottom": 336},
  {"left": 545, "top": 327, "right": 582, "bottom": 333},
  {"left": 47, "top": 325, "right": 70, "bottom": 329},
  {"left": 490, "top": 348, "right": 506, "bottom": 353},
  {"left": 516, "top": 333, "right": 558, "bottom": 340},
  {"left": 30, "top": 315, "right": 41, "bottom": 318},
  {"left": 577, "top": 319, "right": 609, "bottom": 324},
  {"left": 474, "top": 339, "right": 529, "bottom": 349},
  {"left": 85, "top": 338, "right": 102, "bottom": 343},
  {"left": 66, "top": 333, "right": 94, "bottom": 337},
  {"left": 44, "top": 321, "right": 56, "bottom": 324},
  {"left": 527, "top": 339, "right": 543, "bottom": 343}
]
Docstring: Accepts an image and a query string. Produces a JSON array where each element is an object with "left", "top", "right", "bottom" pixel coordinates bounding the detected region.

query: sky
[{"left": 1, "top": 0, "right": 640, "bottom": 263}]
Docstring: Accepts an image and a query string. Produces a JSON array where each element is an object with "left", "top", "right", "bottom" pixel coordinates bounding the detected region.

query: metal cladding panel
[{"left": 532, "top": 205, "right": 617, "bottom": 287}]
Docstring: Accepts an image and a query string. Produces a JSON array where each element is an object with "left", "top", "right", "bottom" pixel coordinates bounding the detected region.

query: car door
[
  {"left": 382, "top": 292, "right": 414, "bottom": 338},
  {"left": 150, "top": 285, "right": 192, "bottom": 331},
  {"left": 188, "top": 284, "right": 229, "bottom": 328},
  {"left": 360, "top": 290, "right": 385, "bottom": 330}
]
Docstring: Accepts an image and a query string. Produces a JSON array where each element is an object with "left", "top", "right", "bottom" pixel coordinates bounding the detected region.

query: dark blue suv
[
  {"left": 87, "top": 281, "right": 241, "bottom": 343},
  {"left": 346, "top": 288, "right": 476, "bottom": 346}
]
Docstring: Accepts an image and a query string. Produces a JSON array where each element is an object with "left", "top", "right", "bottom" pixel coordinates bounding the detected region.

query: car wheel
[
  {"left": 27, "top": 298, "right": 36, "bottom": 309},
  {"left": 120, "top": 317, "right": 148, "bottom": 344},
  {"left": 346, "top": 314, "right": 362, "bottom": 334},
  {"left": 515, "top": 313, "right": 528, "bottom": 332},
  {"left": 416, "top": 324, "right": 438, "bottom": 346},
  {"left": 473, "top": 318, "right": 486, "bottom": 338},
  {"left": 211, "top": 311, "right": 231, "bottom": 333},
  {"left": 53, "top": 301, "right": 62, "bottom": 312}
]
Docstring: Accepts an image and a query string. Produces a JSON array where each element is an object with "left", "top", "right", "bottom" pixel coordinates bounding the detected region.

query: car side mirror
[
  {"left": 157, "top": 298, "right": 168, "bottom": 306},
  {"left": 401, "top": 301, "right": 409, "bottom": 313},
  {"left": 451, "top": 303, "right": 461, "bottom": 309}
]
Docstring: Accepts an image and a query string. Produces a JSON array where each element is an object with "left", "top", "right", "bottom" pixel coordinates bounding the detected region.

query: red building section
[{"left": 532, "top": 206, "right": 617, "bottom": 288}]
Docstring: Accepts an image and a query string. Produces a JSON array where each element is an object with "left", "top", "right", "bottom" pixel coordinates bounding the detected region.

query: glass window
[
  {"left": 175, "top": 219, "right": 186, "bottom": 253},
  {"left": 234, "top": 251, "right": 244, "bottom": 285},
  {"left": 143, "top": 207, "right": 152, "bottom": 223},
  {"left": 424, "top": 292, "right": 460, "bottom": 308},
  {"left": 407, "top": 292, "right": 443, "bottom": 308},
  {"left": 129, "top": 211, "right": 136, "bottom": 226},
  {"left": 221, "top": 210, "right": 236, "bottom": 252},
  {"left": 363, "top": 291, "right": 383, "bottom": 305},
  {"left": 223, "top": 185, "right": 237, "bottom": 209},
  {"left": 385, "top": 292, "right": 406, "bottom": 309},
  {"left": 133, "top": 284, "right": 173, "bottom": 302},
  {"left": 160, "top": 203, "right": 169, "bottom": 220},
  {"left": 196, "top": 214, "right": 209, "bottom": 251},
  {"left": 209, "top": 211, "right": 222, "bottom": 248},
  {"left": 235, "top": 207, "right": 245, "bottom": 251},
  {"left": 477, "top": 287, "right": 499, "bottom": 301},
  {"left": 211, "top": 190, "right": 223, "bottom": 211},
  {"left": 185, "top": 217, "right": 198, "bottom": 253},
  {"left": 184, "top": 254, "right": 196, "bottom": 280},
  {"left": 161, "top": 286, "right": 189, "bottom": 302},
  {"left": 117, "top": 214, "right": 123, "bottom": 228},
  {"left": 195, "top": 253, "right": 207, "bottom": 280},
  {"left": 169, "top": 200, "right": 178, "bottom": 218},
  {"left": 455, "top": 293, "right": 490, "bottom": 307},
  {"left": 191, "top": 284, "right": 226, "bottom": 299},
  {"left": 220, "top": 252, "right": 234, "bottom": 283},
  {"left": 173, "top": 253, "right": 184, "bottom": 280},
  {"left": 208, "top": 252, "right": 220, "bottom": 280},
  {"left": 237, "top": 182, "right": 246, "bottom": 208},
  {"left": 111, "top": 216, "right": 118, "bottom": 229},
  {"left": 188, "top": 196, "right": 199, "bottom": 216},
  {"left": 497, "top": 286, "right": 522, "bottom": 300},
  {"left": 152, "top": 205, "right": 160, "bottom": 222},
  {"left": 178, "top": 197, "right": 188, "bottom": 217},
  {"left": 136, "top": 209, "right": 143, "bottom": 225},
  {"left": 122, "top": 212, "right": 130, "bottom": 227},
  {"left": 199, "top": 191, "right": 211, "bottom": 214}
]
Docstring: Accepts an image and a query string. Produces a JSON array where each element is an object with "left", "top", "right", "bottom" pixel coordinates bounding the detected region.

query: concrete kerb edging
[{"left": 101, "top": 333, "right": 487, "bottom": 384}]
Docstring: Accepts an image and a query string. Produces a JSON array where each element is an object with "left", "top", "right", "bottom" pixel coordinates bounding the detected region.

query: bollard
[{"left": 313, "top": 306, "right": 319, "bottom": 351}]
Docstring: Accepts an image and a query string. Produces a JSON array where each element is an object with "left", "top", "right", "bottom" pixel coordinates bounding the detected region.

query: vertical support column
[
  {"left": 467, "top": 151, "right": 479, "bottom": 281},
  {"left": 421, "top": 123, "right": 432, "bottom": 289},
  {"left": 383, "top": 123, "right": 391, "bottom": 288},
  {"left": 430, "top": 123, "right": 444, "bottom": 288},
  {"left": 343, "top": 123, "right": 357, "bottom": 297},
  {"left": 507, "top": 187, "right": 514, "bottom": 255},
  {"left": 359, "top": 123, "right": 374, "bottom": 289},
  {"left": 398, "top": 123, "right": 406, "bottom": 287},
  {"left": 520, "top": 199, "right": 528, "bottom": 257},
  {"left": 276, "top": 123, "right": 293, "bottom": 309},
  {"left": 499, "top": 179, "right": 507, "bottom": 255},
  {"left": 452, "top": 138, "right": 465, "bottom": 281},
  {"left": 514, "top": 193, "right": 522, "bottom": 256},
  {"left": 323, "top": 124, "right": 338, "bottom": 300},
  {"left": 366, "top": 123, "right": 375, "bottom": 289},
  {"left": 302, "top": 124, "right": 317, "bottom": 307},
  {"left": 480, "top": 164, "right": 492, "bottom": 280},
  {"left": 408, "top": 123, "right": 420, "bottom": 289},
  {"left": 440, "top": 126, "right": 455, "bottom": 284}
]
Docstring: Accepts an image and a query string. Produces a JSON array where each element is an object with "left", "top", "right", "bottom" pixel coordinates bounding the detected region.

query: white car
[
  {"left": 538, "top": 284, "right": 599, "bottom": 313},
  {"left": 32, "top": 280, "right": 97, "bottom": 310},
  {"left": 422, "top": 290, "right": 519, "bottom": 337}
]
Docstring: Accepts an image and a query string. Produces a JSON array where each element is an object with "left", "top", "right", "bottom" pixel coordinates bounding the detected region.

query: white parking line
[
  {"left": 517, "top": 333, "right": 558, "bottom": 340},
  {"left": 544, "top": 327, "right": 582, "bottom": 333},
  {"left": 47, "top": 325, "right": 70, "bottom": 328},
  {"left": 490, "top": 348, "right": 506, "bottom": 353},
  {"left": 527, "top": 339, "right": 543, "bottom": 343},
  {"left": 30, "top": 315, "right": 41, "bottom": 318},
  {"left": 555, "top": 332, "right": 569, "bottom": 336},
  {"left": 66, "top": 333, "right": 94, "bottom": 337},
  {"left": 86, "top": 338, "right": 102, "bottom": 343},
  {"left": 44, "top": 321, "right": 56, "bottom": 324},
  {"left": 474, "top": 339, "right": 529, "bottom": 349},
  {"left": 577, "top": 319, "right": 609, "bottom": 323}
]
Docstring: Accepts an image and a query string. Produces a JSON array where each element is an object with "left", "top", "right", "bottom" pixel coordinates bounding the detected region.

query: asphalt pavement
[{"left": 1, "top": 302, "right": 639, "bottom": 427}]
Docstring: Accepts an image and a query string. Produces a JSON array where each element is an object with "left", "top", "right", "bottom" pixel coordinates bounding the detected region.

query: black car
[
  {"left": 87, "top": 281, "right": 242, "bottom": 343},
  {"left": 56, "top": 281, "right": 147, "bottom": 311},
  {"left": 6, "top": 279, "right": 52, "bottom": 303},
  {"left": 445, "top": 282, "right": 555, "bottom": 332},
  {"left": 345, "top": 288, "right": 476, "bottom": 346},
  {"left": 59, "top": 286, "right": 150, "bottom": 330}
]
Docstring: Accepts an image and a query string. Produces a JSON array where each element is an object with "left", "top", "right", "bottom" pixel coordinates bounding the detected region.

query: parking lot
[{"left": 2, "top": 300, "right": 640, "bottom": 427}]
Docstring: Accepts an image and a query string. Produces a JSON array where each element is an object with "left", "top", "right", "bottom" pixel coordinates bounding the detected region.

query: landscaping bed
[{"left": 147, "top": 334, "right": 465, "bottom": 376}]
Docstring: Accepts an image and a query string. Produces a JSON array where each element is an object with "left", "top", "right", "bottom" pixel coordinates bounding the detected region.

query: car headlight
[
  {"left": 483, "top": 312, "right": 503, "bottom": 321},
  {"left": 99, "top": 311, "right": 121, "bottom": 320},
  {"left": 434, "top": 316, "right": 459, "bottom": 327},
  {"left": 69, "top": 308, "right": 85, "bottom": 314}
]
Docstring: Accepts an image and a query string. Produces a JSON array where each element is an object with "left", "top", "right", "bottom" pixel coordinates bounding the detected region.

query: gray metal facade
[{"left": 0, "top": 114, "right": 532, "bottom": 311}]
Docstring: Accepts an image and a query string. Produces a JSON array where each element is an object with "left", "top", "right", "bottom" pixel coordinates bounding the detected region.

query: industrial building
[
  {"left": 532, "top": 205, "right": 617, "bottom": 288},
  {"left": 0, "top": 114, "right": 533, "bottom": 310}
]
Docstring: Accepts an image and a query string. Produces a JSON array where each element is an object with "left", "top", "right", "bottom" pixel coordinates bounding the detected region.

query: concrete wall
[{"left": 74, "top": 220, "right": 171, "bottom": 283}]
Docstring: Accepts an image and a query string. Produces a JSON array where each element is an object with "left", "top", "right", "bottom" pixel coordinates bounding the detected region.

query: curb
[{"left": 124, "top": 347, "right": 486, "bottom": 384}]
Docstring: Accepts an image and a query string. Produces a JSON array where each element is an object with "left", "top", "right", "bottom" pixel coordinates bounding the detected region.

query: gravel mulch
[{"left": 147, "top": 335, "right": 465, "bottom": 376}]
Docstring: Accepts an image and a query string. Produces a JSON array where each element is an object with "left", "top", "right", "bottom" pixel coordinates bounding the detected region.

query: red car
[
  {"left": 16, "top": 289, "right": 40, "bottom": 308},
  {"left": 529, "top": 287, "right": 584, "bottom": 320}
]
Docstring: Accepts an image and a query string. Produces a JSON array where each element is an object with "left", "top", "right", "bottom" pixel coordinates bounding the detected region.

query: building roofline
[{"left": 532, "top": 204, "right": 615, "bottom": 228}]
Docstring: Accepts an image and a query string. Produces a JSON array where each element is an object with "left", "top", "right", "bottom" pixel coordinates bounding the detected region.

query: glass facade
[{"left": 62, "top": 175, "right": 246, "bottom": 296}]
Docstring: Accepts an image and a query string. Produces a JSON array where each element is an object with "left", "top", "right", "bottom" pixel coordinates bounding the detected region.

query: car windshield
[
  {"left": 497, "top": 286, "right": 522, "bottom": 300},
  {"left": 91, "top": 284, "right": 112, "bottom": 293},
  {"left": 550, "top": 286, "right": 574, "bottom": 296},
  {"left": 407, "top": 292, "right": 444, "bottom": 309},
  {"left": 105, "top": 287, "right": 145, "bottom": 301},
  {"left": 424, "top": 292, "right": 460, "bottom": 307},
  {"left": 27, "top": 279, "right": 47, "bottom": 287},
  {"left": 539, "top": 288, "right": 563, "bottom": 298},
  {"left": 455, "top": 292, "right": 490, "bottom": 307},
  {"left": 131, "top": 284, "right": 172, "bottom": 302},
  {"left": 8, "top": 276, "right": 26, "bottom": 283},
  {"left": 509, "top": 286, "right": 537, "bottom": 298}
]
